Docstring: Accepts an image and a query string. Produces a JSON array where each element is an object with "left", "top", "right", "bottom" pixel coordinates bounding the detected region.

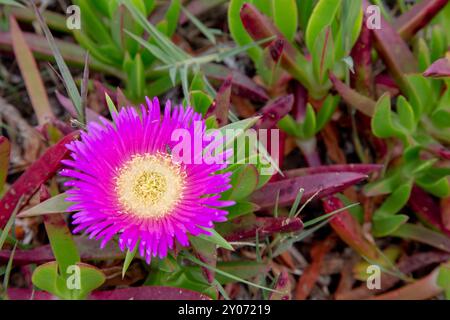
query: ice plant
[{"left": 60, "top": 97, "right": 234, "bottom": 263}]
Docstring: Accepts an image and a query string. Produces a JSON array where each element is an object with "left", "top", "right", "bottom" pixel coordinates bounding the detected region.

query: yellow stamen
[{"left": 115, "top": 153, "right": 185, "bottom": 218}]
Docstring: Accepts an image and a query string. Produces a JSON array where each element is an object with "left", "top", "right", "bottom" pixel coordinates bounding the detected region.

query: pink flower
[{"left": 61, "top": 97, "right": 234, "bottom": 263}]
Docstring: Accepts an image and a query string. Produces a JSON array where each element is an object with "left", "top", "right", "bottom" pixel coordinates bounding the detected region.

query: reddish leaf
[
  {"left": 362, "top": 0, "right": 417, "bottom": 90},
  {"left": 350, "top": 18, "right": 374, "bottom": 96},
  {"left": 254, "top": 95, "right": 294, "bottom": 130},
  {"left": 10, "top": 16, "right": 53, "bottom": 125},
  {"left": 0, "top": 131, "right": 79, "bottom": 228},
  {"left": 221, "top": 215, "right": 303, "bottom": 242},
  {"left": 0, "top": 236, "right": 125, "bottom": 266},
  {"left": 251, "top": 172, "right": 368, "bottom": 209},
  {"left": 395, "top": 0, "right": 449, "bottom": 40},
  {"left": 269, "top": 38, "right": 284, "bottom": 63},
  {"left": 423, "top": 57, "right": 450, "bottom": 78},
  {"left": 409, "top": 185, "right": 450, "bottom": 237},
  {"left": 329, "top": 73, "right": 376, "bottom": 116},
  {"left": 375, "top": 73, "right": 401, "bottom": 97},
  {"left": 442, "top": 197, "right": 450, "bottom": 230},
  {"left": 269, "top": 271, "right": 291, "bottom": 300},
  {"left": 209, "top": 75, "right": 232, "bottom": 126},
  {"left": 291, "top": 81, "right": 308, "bottom": 122},
  {"left": 322, "top": 196, "right": 379, "bottom": 260},
  {"left": 0, "top": 136, "right": 10, "bottom": 193}
]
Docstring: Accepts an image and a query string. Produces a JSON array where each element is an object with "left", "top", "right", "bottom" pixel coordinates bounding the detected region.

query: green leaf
[
  {"left": 316, "top": 94, "right": 339, "bottom": 132},
  {"left": 44, "top": 213, "right": 80, "bottom": 276},
  {"left": 305, "top": 0, "right": 341, "bottom": 53},
  {"left": 228, "top": 0, "right": 262, "bottom": 63},
  {"left": 334, "top": 0, "right": 363, "bottom": 60},
  {"left": 122, "top": 240, "right": 139, "bottom": 278},
  {"left": 73, "top": 0, "right": 115, "bottom": 45},
  {"left": 197, "top": 228, "right": 234, "bottom": 251},
  {"left": 226, "top": 201, "right": 258, "bottom": 220},
  {"left": 278, "top": 115, "right": 300, "bottom": 137},
  {"left": 405, "top": 74, "right": 435, "bottom": 116},
  {"left": 430, "top": 26, "right": 446, "bottom": 62},
  {"left": 431, "top": 88, "right": 450, "bottom": 128},
  {"left": 374, "top": 183, "right": 413, "bottom": 216},
  {"left": 437, "top": 263, "right": 450, "bottom": 300},
  {"left": 416, "top": 38, "right": 431, "bottom": 72},
  {"left": 190, "top": 90, "right": 213, "bottom": 115},
  {"left": 126, "top": 53, "right": 145, "bottom": 100},
  {"left": 372, "top": 214, "right": 409, "bottom": 237},
  {"left": 312, "top": 26, "right": 334, "bottom": 84},
  {"left": 372, "top": 93, "right": 406, "bottom": 139},
  {"left": 0, "top": 0, "right": 24, "bottom": 7},
  {"left": 222, "top": 165, "right": 259, "bottom": 201},
  {"left": 17, "top": 192, "right": 75, "bottom": 218},
  {"left": 297, "top": 0, "right": 315, "bottom": 31},
  {"left": 300, "top": 103, "right": 317, "bottom": 138},
  {"left": 396, "top": 96, "right": 416, "bottom": 133},
  {"left": 273, "top": 0, "right": 298, "bottom": 42},
  {"left": 32, "top": 261, "right": 105, "bottom": 300},
  {"left": 364, "top": 167, "right": 403, "bottom": 197},
  {"left": 105, "top": 92, "right": 119, "bottom": 116},
  {"left": 416, "top": 175, "right": 450, "bottom": 198},
  {"left": 164, "top": 0, "right": 181, "bottom": 37}
]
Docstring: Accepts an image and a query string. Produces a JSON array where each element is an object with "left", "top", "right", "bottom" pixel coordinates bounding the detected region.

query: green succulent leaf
[
  {"left": 396, "top": 96, "right": 416, "bottom": 132},
  {"left": 372, "top": 214, "right": 409, "bottom": 237},
  {"left": 437, "top": 263, "right": 450, "bottom": 300},
  {"left": 190, "top": 90, "right": 213, "bottom": 116},
  {"left": 272, "top": 0, "right": 298, "bottom": 42},
  {"left": 32, "top": 261, "right": 105, "bottom": 300},
  {"left": 316, "top": 94, "right": 339, "bottom": 132},
  {"left": 222, "top": 165, "right": 259, "bottom": 201},
  {"left": 300, "top": 103, "right": 317, "bottom": 138},
  {"left": 374, "top": 183, "right": 413, "bottom": 217},
  {"left": 372, "top": 93, "right": 406, "bottom": 140},
  {"left": 312, "top": 26, "right": 335, "bottom": 84},
  {"left": 305, "top": 0, "right": 341, "bottom": 53}
]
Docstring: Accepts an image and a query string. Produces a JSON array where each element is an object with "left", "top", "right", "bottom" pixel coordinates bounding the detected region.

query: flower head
[{"left": 61, "top": 97, "right": 234, "bottom": 263}]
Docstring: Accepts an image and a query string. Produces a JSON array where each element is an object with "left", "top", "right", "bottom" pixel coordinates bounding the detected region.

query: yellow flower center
[{"left": 115, "top": 153, "right": 185, "bottom": 218}]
